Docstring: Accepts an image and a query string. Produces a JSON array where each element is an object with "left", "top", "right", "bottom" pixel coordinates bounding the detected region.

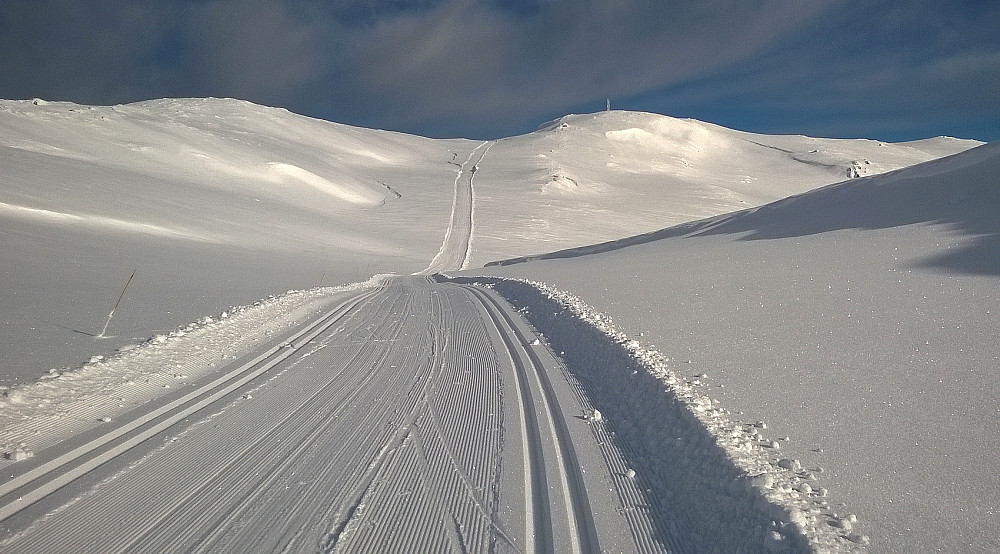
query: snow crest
[{"left": 265, "top": 162, "right": 384, "bottom": 205}]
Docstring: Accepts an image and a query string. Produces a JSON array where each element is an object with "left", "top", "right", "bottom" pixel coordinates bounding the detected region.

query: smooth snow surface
[
  {"left": 0, "top": 98, "right": 989, "bottom": 552},
  {"left": 472, "top": 142, "right": 1000, "bottom": 552},
  {"left": 465, "top": 112, "right": 979, "bottom": 267}
]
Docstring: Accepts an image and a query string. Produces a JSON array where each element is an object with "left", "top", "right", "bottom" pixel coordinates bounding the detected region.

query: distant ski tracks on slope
[
  {"left": 421, "top": 140, "right": 494, "bottom": 274},
  {"left": 0, "top": 277, "right": 661, "bottom": 553}
]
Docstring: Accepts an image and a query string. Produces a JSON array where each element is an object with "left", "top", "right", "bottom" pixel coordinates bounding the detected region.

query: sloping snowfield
[
  {"left": 1, "top": 98, "right": 473, "bottom": 386},
  {"left": 1, "top": 99, "right": 975, "bottom": 387},
  {"left": 0, "top": 98, "right": 991, "bottom": 552},
  {"left": 473, "top": 142, "right": 1000, "bottom": 552}
]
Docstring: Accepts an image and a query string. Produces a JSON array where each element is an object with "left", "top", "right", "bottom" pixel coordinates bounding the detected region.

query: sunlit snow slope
[
  {"left": 473, "top": 142, "right": 1000, "bottom": 553},
  {"left": 0, "top": 99, "right": 979, "bottom": 387},
  {"left": 466, "top": 111, "right": 979, "bottom": 266},
  {"left": 0, "top": 99, "right": 470, "bottom": 384}
]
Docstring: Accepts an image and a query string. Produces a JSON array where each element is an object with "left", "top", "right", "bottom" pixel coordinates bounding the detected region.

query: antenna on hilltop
[{"left": 606, "top": 98, "right": 611, "bottom": 112}]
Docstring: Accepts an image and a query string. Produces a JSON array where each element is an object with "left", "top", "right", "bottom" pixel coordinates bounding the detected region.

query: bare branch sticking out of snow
[{"left": 479, "top": 277, "right": 864, "bottom": 553}]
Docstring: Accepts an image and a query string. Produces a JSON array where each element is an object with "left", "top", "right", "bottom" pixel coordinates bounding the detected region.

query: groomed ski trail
[
  {"left": 420, "top": 141, "right": 493, "bottom": 274},
  {"left": 0, "top": 277, "right": 657, "bottom": 553}
]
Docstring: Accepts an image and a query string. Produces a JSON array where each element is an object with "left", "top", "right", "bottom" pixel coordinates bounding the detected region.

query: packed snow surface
[{"left": 0, "top": 97, "right": 990, "bottom": 552}]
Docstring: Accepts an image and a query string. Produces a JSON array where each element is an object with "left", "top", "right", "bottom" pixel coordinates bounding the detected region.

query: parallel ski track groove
[
  {"left": 0, "top": 286, "right": 383, "bottom": 526},
  {"left": 422, "top": 140, "right": 492, "bottom": 274},
  {"left": 332, "top": 282, "right": 508, "bottom": 553},
  {"left": 469, "top": 289, "right": 550, "bottom": 553},
  {"left": 138, "top": 291, "right": 413, "bottom": 552},
  {"left": 462, "top": 140, "right": 494, "bottom": 271},
  {"left": 0, "top": 279, "right": 620, "bottom": 553},
  {"left": 0, "top": 282, "right": 438, "bottom": 551},
  {"left": 1, "top": 287, "right": 396, "bottom": 553},
  {"left": 465, "top": 285, "right": 602, "bottom": 554},
  {"left": 134, "top": 289, "right": 407, "bottom": 551}
]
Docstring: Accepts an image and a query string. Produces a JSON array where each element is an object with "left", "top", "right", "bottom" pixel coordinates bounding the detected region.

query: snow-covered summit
[
  {"left": 466, "top": 109, "right": 981, "bottom": 265},
  {"left": 543, "top": 110, "right": 975, "bottom": 178}
]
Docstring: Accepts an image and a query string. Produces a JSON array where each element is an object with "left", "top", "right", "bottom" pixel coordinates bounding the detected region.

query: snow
[
  {"left": 1, "top": 97, "right": 992, "bottom": 552},
  {"left": 462, "top": 277, "right": 843, "bottom": 550},
  {"left": 0, "top": 98, "right": 472, "bottom": 386},
  {"left": 464, "top": 110, "right": 977, "bottom": 267},
  {"left": 471, "top": 142, "right": 1000, "bottom": 552},
  {"left": 4, "top": 100, "right": 973, "bottom": 388}
]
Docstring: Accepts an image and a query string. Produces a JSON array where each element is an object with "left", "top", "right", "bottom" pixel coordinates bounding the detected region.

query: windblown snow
[{"left": 0, "top": 97, "right": 993, "bottom": 553}]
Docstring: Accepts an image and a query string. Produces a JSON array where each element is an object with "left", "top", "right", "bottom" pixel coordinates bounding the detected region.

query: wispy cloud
[
  {"left": 0, "top": 0, "right": 996, "bottom": 140},
  {"left": 316, "top": 0, "right": 838, "bottom": 133},
  {"left": 629, "top": 0, "right": 1000, "bottom": 140}
]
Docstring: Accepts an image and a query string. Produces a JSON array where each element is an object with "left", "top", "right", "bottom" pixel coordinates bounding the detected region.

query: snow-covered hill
[
  {"left": 0, "top": 97, "right": 994, "bottom": 551},
  {"left": 0, "top": 98, "right": 469, "bottom": 385},
  {"left": 467, "top": 110, "right": 978, "bottom": 266},
  {"left": 473, "top": 142, "right": 1000, "bottom": 552},
  {"left": 0, "top": 98, "right": 979, "bottom": 387},
  {"left": 1, "top": 97, "right": 467, "bottom": 254}
]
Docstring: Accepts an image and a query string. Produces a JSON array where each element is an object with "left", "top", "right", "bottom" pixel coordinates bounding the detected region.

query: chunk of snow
[
  {"left": 751, "top": 473, "right": 775, "bottom": 489},
  {"left": 5, "top": 448, "right": 34, "bottom": 461},
  {"left": 777, "top": 458, "right": 801, "bottom": 471},
  {"left": 847, "top": 533, "right": 870, "bottom": 545}
]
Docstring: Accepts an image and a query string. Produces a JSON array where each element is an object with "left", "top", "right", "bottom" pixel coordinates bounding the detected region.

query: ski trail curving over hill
[{"left": 420, "top": 141, "right": 493, "bottom": 274}]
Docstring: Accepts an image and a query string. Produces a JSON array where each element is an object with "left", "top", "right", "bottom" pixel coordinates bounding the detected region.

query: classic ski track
[
  {"left": 326, "top": 281, "right": 509, "bottom": 553},
  {"left": 0, "top": 278, "right": 651, "bottom": 553},
  {"left": 0, "top": 286, "right": 383, "bottom": 524},
  {"left": 471, "top": 289, "right": 548, "bottom": 553},
  {"left": 464, "top": 285, "right": 601, "bottom": 554},
  {"left": 463, "top": 140, "right": 494, "bottom": 271},
  {"left": 125, "top": 291, "right": 415, "bottom": 552},
  {"left": 0, "top": 278, "right": 516, "bottom": 553},
  {"left": 2, "top": 284, "right": 419, "bottom": 552},
  {"left": 421, "top": 140, "right": 492, "bottom": 274}
]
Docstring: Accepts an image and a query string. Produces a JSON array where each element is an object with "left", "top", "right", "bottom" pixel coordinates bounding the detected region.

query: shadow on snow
[
  {"left": 454, "top": 277, "right": 812, "bottom": 553},
  {"left": 488, "top": 142, "right": 1000, "bottom": 277}
]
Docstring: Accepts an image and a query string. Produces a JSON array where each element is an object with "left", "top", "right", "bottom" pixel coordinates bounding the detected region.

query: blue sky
[{"left": 1, "top": 1, "right": 997, "bottom": 141}]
